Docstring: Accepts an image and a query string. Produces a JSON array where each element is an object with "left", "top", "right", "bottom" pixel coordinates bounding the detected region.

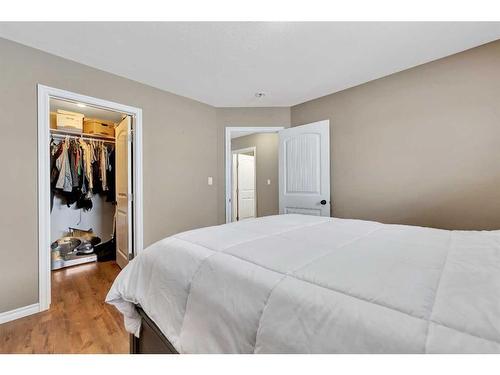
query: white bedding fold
[{"left": 106, "top": 214, "right": 500, "bottom": 353}]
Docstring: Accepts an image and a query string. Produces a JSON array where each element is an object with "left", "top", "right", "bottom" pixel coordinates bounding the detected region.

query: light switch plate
[
  {"left": 208, "top": 176, "right": 213, "bottom": 186},
  {"left": 267, "top": 179, "right": 271, "bottom": 185}
]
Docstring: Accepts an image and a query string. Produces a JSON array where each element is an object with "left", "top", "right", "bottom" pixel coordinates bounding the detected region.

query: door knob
[{"left": 320, "top": 200, "right": 327, "bottom": 205}]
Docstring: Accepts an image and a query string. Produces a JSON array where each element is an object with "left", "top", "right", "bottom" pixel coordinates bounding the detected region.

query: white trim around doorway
[
  {"left": 36, "top": 84, "right": 144, "bottom": 315},
  {"left": 225, "top": 126, "right": 284, "bottom": 223}
]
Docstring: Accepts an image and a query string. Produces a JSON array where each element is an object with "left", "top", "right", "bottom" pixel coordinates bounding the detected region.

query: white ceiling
[
  {"left": 1, "top": 22, "right": 500, "bottom": 107},
  {"left": 50, "top": 98, "right": 124, "bottom": 122}
]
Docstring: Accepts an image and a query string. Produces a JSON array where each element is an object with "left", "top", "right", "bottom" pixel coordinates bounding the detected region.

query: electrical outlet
[{"left": 208, "top": 176, "right": 213, "bottom": 186}]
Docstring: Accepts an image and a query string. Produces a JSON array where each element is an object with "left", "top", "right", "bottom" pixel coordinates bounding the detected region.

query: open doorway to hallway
[{"left": 225, "top": 127, "right": 284, "bottom": 223}]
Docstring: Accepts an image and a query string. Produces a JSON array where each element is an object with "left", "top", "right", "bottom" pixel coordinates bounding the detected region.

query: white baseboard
[{"left": 0, "top": 303, "right": 40, "bottom": 325}]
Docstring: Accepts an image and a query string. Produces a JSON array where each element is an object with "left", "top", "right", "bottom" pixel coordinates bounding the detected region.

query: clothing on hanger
[
  {"left": 50, "top": 136, "right": 115, "bottom": 212},
  {"left": 55, "top": 137, "right": 73, "bottom": 192}
]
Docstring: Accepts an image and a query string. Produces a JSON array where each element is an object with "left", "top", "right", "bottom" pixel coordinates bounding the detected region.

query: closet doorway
[{"left": 37, "top": 85, "right": 143, "bottom": 313}]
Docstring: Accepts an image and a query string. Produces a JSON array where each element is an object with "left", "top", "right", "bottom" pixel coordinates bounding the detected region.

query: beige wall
[
  {"left": 215, "top": 108, "right": 290, "bottom": 223},
  {"left": 291, "top": 40, "right": 500, "bottom": 230},
  {"left": 0, "top": 38, "right": 221, "bottom": 313},
  {"left": 232, "top": 133, "right": 280, "bottom": 218}
]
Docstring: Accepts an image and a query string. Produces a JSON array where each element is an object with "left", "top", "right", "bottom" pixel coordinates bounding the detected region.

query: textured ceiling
[{"left": 1, "top": 22, "right": 500, "bottom": 107}]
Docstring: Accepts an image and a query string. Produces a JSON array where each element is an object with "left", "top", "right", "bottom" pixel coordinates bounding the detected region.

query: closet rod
[{"left": 50, "top": 132, "right": 115, "bottom": 144}]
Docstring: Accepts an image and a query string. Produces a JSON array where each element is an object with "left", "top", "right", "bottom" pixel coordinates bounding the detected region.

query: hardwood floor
[{"left": 0, "top": 261, "right": 129, "bottom": 354}]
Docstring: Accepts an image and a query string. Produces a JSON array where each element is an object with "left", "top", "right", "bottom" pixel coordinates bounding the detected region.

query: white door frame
[
  {"left": 37, "top": 84, "right": 144, "bottom": 312},
  {"left": 232, "top": 146, "right": 257, "bottom": 221},
  {"left": 225, "top": 126, "right": 284, "bottom": 223}
]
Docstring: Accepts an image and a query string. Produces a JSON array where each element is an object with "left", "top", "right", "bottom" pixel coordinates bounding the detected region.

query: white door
[
  {"left": 279, "top": 120, "right": 330, "bottom": 216},
  {"left": 115, "top": 116, "right": 132, "bottom": 268},
  {"left": 231, "top": 153, "right": 238, "bottom": 221},
  {"left": 236, "top": 153, "right": 256, "bottom": 220}
]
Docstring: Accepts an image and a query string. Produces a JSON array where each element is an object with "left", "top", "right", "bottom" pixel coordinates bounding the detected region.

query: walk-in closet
[{"left": 49, "top": 98, "right": 132, "bottom": 274}]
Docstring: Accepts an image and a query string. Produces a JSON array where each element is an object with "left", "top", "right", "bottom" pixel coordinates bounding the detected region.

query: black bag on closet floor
[{"left": 93, "top": 236, "right": 116, "bottom": 262}]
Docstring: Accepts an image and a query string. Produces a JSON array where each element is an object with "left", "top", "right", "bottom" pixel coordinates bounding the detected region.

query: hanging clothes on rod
[
  {"left": 50, "top": 134, "right": 115, "bottom": 212},
  {"left": 51, "top": 129, "right": 115, "bottom": 144}
]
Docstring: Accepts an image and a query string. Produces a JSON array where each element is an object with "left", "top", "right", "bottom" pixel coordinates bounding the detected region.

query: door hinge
[
  {"left": 128, "top": 193, "right": 134, "bottom": 202},
  {"left": 127, "top": 130, "right": 133, "bottom": 142}
]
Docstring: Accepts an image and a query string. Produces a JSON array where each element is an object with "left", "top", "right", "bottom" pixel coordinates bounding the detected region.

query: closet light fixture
[
  {"left": 255, "top": 92, "right": 265, "bottom": 98},
  {"left": 76, "top": 103, "right": 87, "bottom": 108}
]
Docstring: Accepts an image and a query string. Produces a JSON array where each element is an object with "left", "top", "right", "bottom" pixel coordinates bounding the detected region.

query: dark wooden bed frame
[{"left": 130, "top": 306, "right": 178, "bottom": 354}]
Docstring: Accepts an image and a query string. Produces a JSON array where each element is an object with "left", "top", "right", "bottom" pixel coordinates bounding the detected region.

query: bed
[{"left": 106, "top": 214, "right": 500, "bottom": 353}]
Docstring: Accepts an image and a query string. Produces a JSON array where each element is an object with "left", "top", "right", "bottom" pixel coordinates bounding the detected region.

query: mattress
[{"left": 106, "top": 214, "right": 500, "bottom": 353}]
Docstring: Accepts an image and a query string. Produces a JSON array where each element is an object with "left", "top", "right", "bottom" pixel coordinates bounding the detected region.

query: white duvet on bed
[{"left": 106, "top": 214, "right": 500, "bottom": 353}]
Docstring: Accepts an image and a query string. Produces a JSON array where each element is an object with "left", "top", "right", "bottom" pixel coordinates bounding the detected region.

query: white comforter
[{"left": 106, "top": 214, "right": 500, "bottom": 353}]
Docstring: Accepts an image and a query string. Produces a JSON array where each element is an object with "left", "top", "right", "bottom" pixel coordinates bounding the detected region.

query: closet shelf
[{"left": 50, "top": 129, "right": 115, "bottom": 143}]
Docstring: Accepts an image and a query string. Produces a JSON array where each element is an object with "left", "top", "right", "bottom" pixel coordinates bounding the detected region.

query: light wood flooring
[{"left": 0, "top": 261, "right": 128, "bottom": 354}]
